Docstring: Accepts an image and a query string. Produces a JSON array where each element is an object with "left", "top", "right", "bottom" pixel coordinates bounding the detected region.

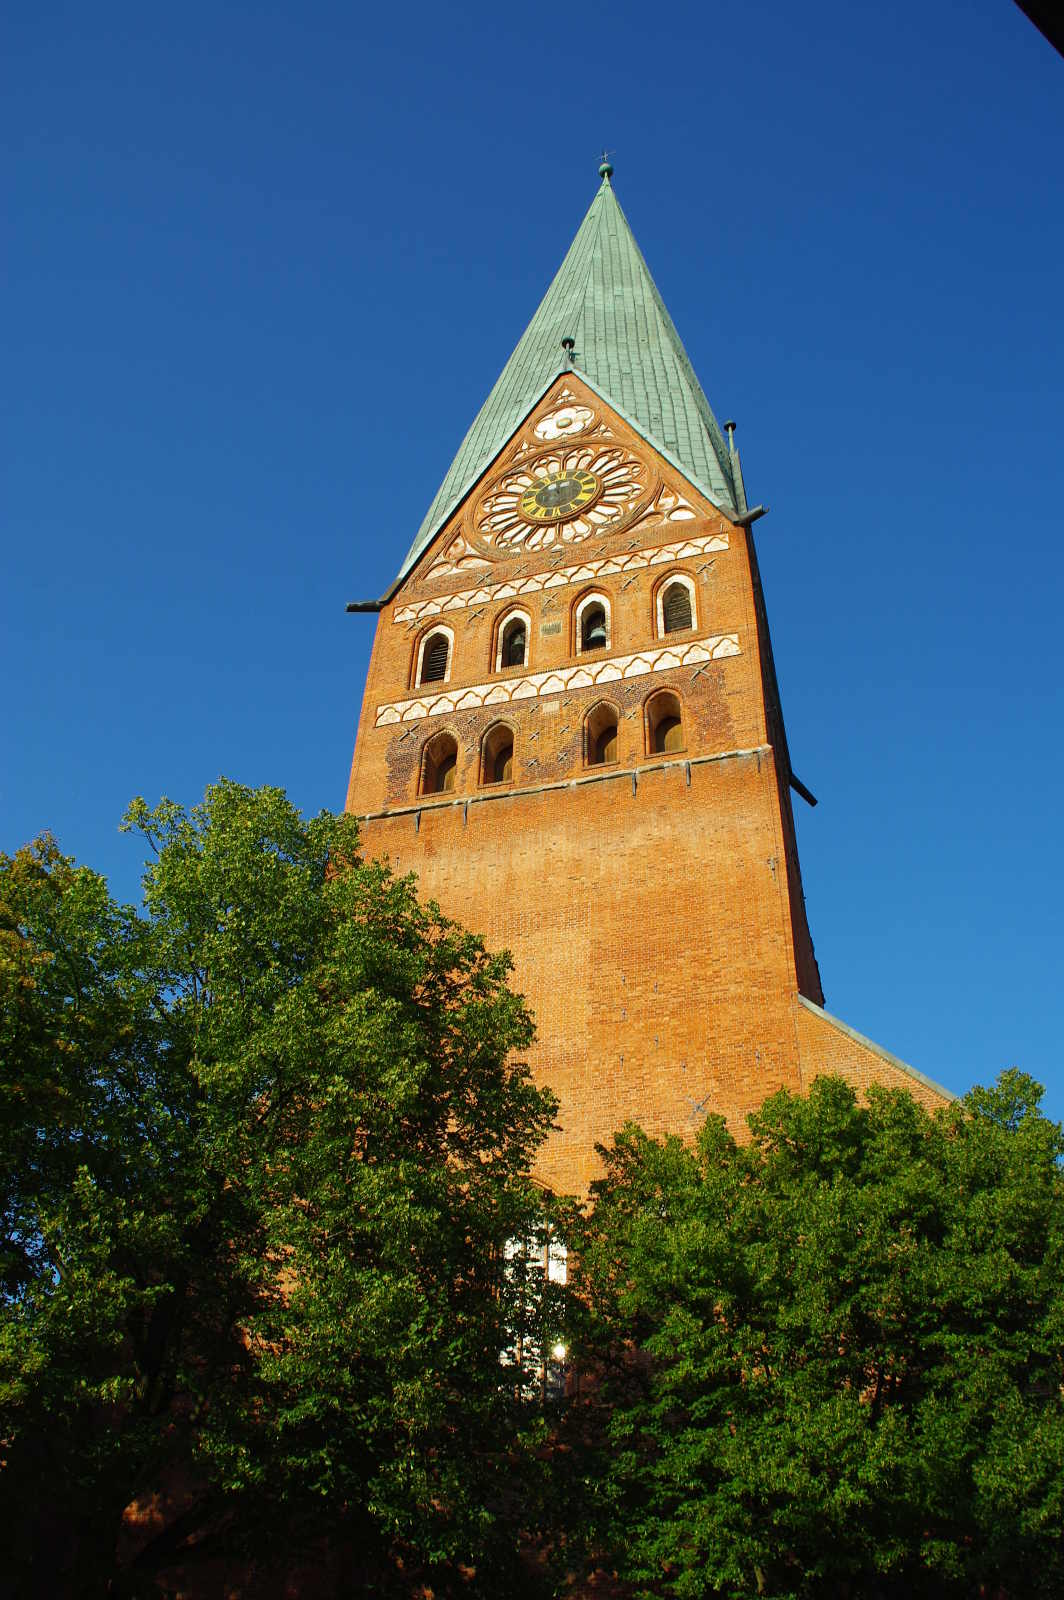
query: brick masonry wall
[
  {"left": 357, "top": 752, "right": 808, "bottom": 1195},
  {"left": 345, "top": 376, "right": 949, "bottom": 1193},
  {"left": 795, "top": 997, "right": 952, "bottom": 1114}
]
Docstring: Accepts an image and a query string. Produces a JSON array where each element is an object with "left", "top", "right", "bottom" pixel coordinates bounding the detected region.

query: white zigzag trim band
[
  {"left": 392, "top": 532, "right": 728, "bottom": 624},
  {"left": 374, "top": 634, "right": 741, "bottom": 727}
]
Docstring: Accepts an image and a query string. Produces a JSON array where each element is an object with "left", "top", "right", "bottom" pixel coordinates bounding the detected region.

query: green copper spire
[{"left": 395, "top": 172, "right": 742, "bottom": 585}]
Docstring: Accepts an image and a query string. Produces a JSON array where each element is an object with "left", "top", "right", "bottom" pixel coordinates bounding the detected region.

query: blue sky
[{"left": 4, "top": 1, "right": 1062, "bottom": 1115}]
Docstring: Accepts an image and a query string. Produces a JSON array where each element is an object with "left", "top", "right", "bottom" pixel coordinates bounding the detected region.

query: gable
[
  {"left": 394, "top": 375, "right": 738, "bottom": 604},
  {"left": 390, "top": 176, "right": 742, "bottom": 591}
]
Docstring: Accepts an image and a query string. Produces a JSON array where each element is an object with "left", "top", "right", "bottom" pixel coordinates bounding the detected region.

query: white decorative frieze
[
  {"left": 374, "top": 634, "right": 741, "bottom": 727},
  {"left": 394, "top": 531, "right": 729, "bottom": 625}
]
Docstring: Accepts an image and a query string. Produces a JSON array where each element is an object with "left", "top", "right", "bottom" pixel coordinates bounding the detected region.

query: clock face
[
  {"left": 476, "top": 443, "right": 652, "bottom": 553},
  {"left": 518, "top": 469, "right": 600, "bottom": 523}
]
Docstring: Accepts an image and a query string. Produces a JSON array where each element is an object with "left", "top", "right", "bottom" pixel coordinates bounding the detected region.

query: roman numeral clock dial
[{"left": 518, "top": 469, "right": 599, "bottom": 522}]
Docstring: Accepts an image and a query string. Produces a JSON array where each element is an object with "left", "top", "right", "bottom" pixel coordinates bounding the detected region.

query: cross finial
[{"left": 598, "top": 148, "right": 614, "bottom": 180}]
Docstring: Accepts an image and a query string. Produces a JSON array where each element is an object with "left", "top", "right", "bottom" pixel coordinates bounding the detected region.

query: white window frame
[
  {"left": 415, "top": 624, "right": 455, "bottom": 688},
  {"left": 494, "top": 608, "right": 532, "bottom": 672},
  {"left": 656, "top": 572, "right": 697, "bottom": 638},
  {"left": 574, "top": 592, "right": 611, "bottom": 656}
]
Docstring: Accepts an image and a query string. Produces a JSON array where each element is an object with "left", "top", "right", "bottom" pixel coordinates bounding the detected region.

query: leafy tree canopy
[
  {"left": 568, "top": 1074, "right": 1064, "bottom": 1600},
  {"left": 1, "top": 782, "right": 563, "bottom": 1598}
]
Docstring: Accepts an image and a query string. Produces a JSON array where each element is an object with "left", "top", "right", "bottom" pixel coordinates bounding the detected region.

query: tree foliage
[
  {"left": 0, "top": 783, "right": 563, "bottom": 1597},
  {"left": 568, "top": 1075, "right": 1064, "bottom": 1599}
]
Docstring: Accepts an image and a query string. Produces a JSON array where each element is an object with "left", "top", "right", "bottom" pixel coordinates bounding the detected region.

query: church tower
[{"left": 345, "top": 166, "right": 949, "bottom": 1195}]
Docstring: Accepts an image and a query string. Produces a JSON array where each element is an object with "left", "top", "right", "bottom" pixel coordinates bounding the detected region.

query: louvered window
[
  {"left": 421, "top": 633, "right": 449, "bottom": 684},
  {"left": 662, "top": 582, "right": 692, "bottom": 634},
  {"left": 493, "top": 743, "right": 513, "bottom": 783},
  {"left": 435, "top": 755, "right": 457, "bottom": 792}
]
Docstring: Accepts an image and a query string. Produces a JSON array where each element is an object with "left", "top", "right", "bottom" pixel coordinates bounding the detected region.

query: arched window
[
  {"left": 575, "top": 592, "right": 610, "bottom": 655},
  {"left": 417, "top": 627, "right": 453, "bottom": 687},
  {"left": 422, "top": 732, "right": 459, "bottom": 795},
  {"left": 585, "top": 701, "right": 619, "bottom": 767},
  {"left": 495, "top": 609, "right": 531, "bottom": 671},
  {"left": 662, "top": 580, "right": 693, "bottom": 633},
  {"left": 656, "top": 573, "right": 696, "bottom": 637},
  {"left": 480, "top": 723, "right": 515, "bottom": 785},
  {"left": 647, "top": 690, "right": 685, "bottom": 756}
]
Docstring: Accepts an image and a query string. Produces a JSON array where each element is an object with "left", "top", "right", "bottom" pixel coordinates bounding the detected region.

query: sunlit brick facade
[{"left": 345, "top": 175, "right": 950, "bottom": 1194}]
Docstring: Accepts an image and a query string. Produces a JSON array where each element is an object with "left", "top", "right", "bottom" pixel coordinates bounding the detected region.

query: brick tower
[{"left": 345, "top": 165, "right": 949, "bottom": 1195}]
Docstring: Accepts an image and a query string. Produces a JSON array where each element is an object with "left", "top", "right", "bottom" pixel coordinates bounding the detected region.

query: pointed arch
[
  {"left": 584, "top": 699, "right": 619, "bottom": 767},
  {"left": 494, "top": 607, "right": 532, "bottom": 672},
  {"left": 573, "top": 590, "right": 611, "bottom": 656},
  {"left": 479, "top": 721, "right": 516, "bottom": 786},
  {"left": 655, "top": 571, "right": 697, "bottom": 637},
  {"left": 645, "top": 688, "right": 685, "bottom": 756},
  {"left": 414, "top": 624, "right": 454, "bottom": 689},
  {"left": 420, "top": 728, "right": 460, "bottom": 795}
]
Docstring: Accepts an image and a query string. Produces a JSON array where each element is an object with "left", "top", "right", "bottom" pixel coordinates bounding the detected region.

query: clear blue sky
[{"left": 4, "top": 1, "right": 1062, "bottom": 1115}]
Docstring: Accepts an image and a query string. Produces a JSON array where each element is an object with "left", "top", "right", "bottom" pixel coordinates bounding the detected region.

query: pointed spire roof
[{"left": 395, "top": 171, "right": 743, "bottom": 585}]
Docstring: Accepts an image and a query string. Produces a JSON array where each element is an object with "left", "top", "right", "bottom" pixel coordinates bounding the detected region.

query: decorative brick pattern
[
  {"left": 374, "top": 634, "right": 741, "bottom": 727},
  {"left": 392, "top": 531, "right": 729, "bottom": 624},
  {"left": 345, "top": 373, "right": 949, "bottom": 1195}
]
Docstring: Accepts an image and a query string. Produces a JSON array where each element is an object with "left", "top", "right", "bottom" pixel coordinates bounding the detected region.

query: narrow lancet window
[
  {"left": 662, "top": 581, "right": 693, "bottom": 633},
  {"left": 481, "top": 723, "right": 515, "bottom": 786},
  {"left": 420, "top": 631, "right": 450, "bottom": 685},
  {"left": 647, "top": 691, "right": 685, "bottom": 756},
  {"left": 585, "top": 702, "right": 619, "bottom": 766},
  {"left": 501, "top": 618, "right": 527, "bottom": 668},
  {"left": 422, "top": 734, "right": 459, "bottom": 795}
]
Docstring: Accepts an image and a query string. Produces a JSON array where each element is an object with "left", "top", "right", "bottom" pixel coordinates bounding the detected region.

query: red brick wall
[
  {"left": 357, "top": 752, "right": 806, "bottom": 1194},
  {"left": 345, "top": 376, "right": 946, "bottom": 1192},
  {"left": 795, "top": 996, "right": 952, "bottom": 1114}
]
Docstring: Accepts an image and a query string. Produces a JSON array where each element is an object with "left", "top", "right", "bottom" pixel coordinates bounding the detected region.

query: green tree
[
  {"left": 1, "top": 782, "right": 564, "bottom": 1597},
  {"left": 568, "top": 1074, "right": 1064, "bottom": 1599}
]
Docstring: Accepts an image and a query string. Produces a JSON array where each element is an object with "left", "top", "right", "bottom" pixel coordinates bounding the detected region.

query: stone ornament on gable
[{"left": 422, "top": 391, "right": 721, "bottom": 580}]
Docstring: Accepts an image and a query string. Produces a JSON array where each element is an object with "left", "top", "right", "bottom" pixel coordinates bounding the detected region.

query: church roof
[{"left": 394, "top": 171, "right": 744, "bottom": 587}]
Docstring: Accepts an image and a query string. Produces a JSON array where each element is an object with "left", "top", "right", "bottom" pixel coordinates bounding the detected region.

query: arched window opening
[
  {"left": 481, "top": 723, "right": 515, "bottom": 786},
  {"left": 422, "top": 734, "right": 458, "bottom": 795},
  {"left": 420, "top": 631, "right": 450, "bottom": 685},
  {"left": 501, "top": 617, "right": 527, "bottom": 668},
  {"left": 662, "top": 581, "right": 693, "bottom": 634},
  {"left": 647, "top": 691, "right": 685, "bottom": 756},
  {"left": 585, "top": 701, "right": 619, "bottom": 767},
  {"left": 574, "top": 593, "right": 611, "bottom": 657},
  {"left": 581, "top": 605, "right": 607, "bottom": 652}
]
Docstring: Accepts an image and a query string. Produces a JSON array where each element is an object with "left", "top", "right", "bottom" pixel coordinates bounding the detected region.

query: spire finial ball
[{"left": 598, "top": 150, "right": 614, "bottom": 179}]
